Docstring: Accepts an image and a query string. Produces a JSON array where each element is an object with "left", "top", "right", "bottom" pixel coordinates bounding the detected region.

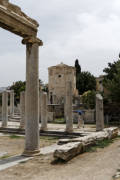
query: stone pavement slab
[
  {"left": 0, "top": 143, "right": 60, "bottom": 171},
  {"left": 0, "top": 155, "right": 32, "bottom": 171}
]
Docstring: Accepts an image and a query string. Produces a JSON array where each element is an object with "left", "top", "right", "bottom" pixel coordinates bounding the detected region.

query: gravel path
[{"left": 0, "top": 138, "right": 120, "bottom": 180}]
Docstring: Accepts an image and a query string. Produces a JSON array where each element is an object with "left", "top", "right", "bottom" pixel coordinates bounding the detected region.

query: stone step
[{"left": 0, "top": 128, "right": 84, "bottom": 138}]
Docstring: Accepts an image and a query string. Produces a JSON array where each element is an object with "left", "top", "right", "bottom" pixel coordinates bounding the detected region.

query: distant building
[{"left": 48, "top": 63, "right": 78, "bottom": 104}]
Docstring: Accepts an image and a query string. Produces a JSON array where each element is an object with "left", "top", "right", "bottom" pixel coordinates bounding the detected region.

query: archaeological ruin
[
  {"left": 0, "top": 1, "right": 119, "bottom": 180},
  {"left": 48, "top": 63, "right": 78, "bottom": 104},
  {"left": 0, "top": 0, "right": 43, "bottom": 156}
]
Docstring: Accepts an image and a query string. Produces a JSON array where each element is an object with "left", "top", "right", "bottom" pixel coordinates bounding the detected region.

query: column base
[
  {"left": 19, "top": 126, "right": 25, "bottom": 130},
  {"left": 40, "top": 127, "right": 47, "bottom": 132},
  {"left": 96, "top": 129, "right": 104, "bottom": 132},
  {"left": 1, "top": 125, "right": 7, "bottom": 129},
  {"left": 65, "top": 128, "right": 73, "bottom": 133},
  {"left": 22, "top": 149, "right": 40, "bottom": 157}
]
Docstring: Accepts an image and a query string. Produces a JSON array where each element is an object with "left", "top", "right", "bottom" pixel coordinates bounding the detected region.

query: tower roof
[{"left": 48, "top": 62, "right": 75, "bottom": 69}]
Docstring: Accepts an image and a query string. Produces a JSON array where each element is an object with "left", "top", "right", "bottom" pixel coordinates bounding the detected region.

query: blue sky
[{"left": 0, "top": 0, "right": 120, "bottom": 86}]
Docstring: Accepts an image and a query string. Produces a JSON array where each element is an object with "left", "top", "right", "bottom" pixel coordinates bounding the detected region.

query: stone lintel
[
  {"left": 22, "top": 37, "right": 43, "bottom": 46},
  {"left": 0, "top": 1, "right": 39, "bottom": 37}
]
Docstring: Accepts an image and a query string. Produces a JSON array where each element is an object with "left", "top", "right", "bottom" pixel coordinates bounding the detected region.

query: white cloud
[{"left": 0, "top": 0, "right": 120, "bottom": 86}]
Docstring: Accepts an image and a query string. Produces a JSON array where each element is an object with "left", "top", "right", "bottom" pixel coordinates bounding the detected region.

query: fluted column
[
  {"left": 40, "top": 92, "right": 47, "bottom": 131},
  {"left": 22, "top": 37, "right": 43, "bottom": 156},
  {"left": 2, "top": 91, "right": 8, "bottom": 128},
  {"left": 19, "top": 91, "right": 25, "bottom": 129},
  {"left": 10, "top": 90, "right": 14, "bottom": 117},
  {"left": 65, "top": 81, "right": 73, "bottom": 133}
]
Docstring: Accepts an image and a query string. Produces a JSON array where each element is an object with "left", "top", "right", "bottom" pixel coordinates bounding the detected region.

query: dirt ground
[
  {"left": 0, "top": 135, "right": 120, "bottom": 180},
  {"left": 0, "top": 135, "right": 58, "bottom": 157}
]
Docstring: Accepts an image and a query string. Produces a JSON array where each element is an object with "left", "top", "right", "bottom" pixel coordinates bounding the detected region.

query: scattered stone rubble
[{"left": 54, "top": 127, "right": 118, "bottom": 161}]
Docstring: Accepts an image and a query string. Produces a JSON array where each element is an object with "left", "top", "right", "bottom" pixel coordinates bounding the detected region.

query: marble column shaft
[
  {"left": 96, "top": 94, "right": 104, "bottom": 131},
  {"left": 20, "top": 91, "right": 25, "bottom": 129},
  {"left": 65, "top": 81, "right": 73, "bottom": 133},
  {"left": 40, "top": 92, "right": 47, "bottom": 131},
  {"left": 22, "top": 37, "right": 43, "bottom": 156},
  {"left": 2, "top": 91, "right": 8, "bottom": 127},
  {"left": 10, "top": 90, "right": 14, "bottom": 116},
  {"left": 39, "top": 89, "right": 42, "bottom": 122}
]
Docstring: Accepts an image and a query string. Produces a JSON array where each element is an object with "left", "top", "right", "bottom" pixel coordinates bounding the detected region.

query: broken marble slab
[
  {"left": 54, "top": 127, "right": 118, "bottom": 161},
  {"left": 58, "top": 127, "right": 118, "bottom": 145}
]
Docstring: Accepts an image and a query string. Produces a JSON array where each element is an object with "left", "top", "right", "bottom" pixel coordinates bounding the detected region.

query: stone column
[
  {"left": 2, "top": 91, "right": 8, "bottom": 128},
  {"left": 96, "top": 94, "right": 104, "bottom": 131},
  {"left": 65, "top": 81, "right": 73, "bottom": 133},
  {"left": 10, "top": 90, "right": 14, "bottom": 117},
  {"left": 22, "top": 37, "right": 43, "bottom": 156},
  {"left": 39, "top": 88, "right": 42, "bottom": 122},
  {"left": 40, "top": 92, "right": 48, "bottom": 131},
  {"left": 19, "top": 91, "right": 25, "bottom": 129}
]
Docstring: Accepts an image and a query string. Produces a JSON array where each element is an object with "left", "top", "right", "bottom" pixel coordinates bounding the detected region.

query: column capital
[{"left": 22, "top": 36, "right": 43, "bottom": 46}]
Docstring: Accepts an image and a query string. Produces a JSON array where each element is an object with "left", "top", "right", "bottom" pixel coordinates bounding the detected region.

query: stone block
[
  {"left": 47, "top": 112, "right": 54, "bottom": 122},
  {"left": 54, "top": 142, "right": 83, "bottom": 161},
  {"left": 55, "top": 127, "right": 118, "bottom": 161}
]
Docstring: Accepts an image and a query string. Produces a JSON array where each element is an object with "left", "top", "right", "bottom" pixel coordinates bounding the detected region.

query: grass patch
[
  {"left": 9, "top": 134, "right": 24, "bottom": 139},
  {"left": 0, "top": 155, "right": 11, "bottom": 160},
  {"left": 53, "top": 118, "right": 65, "bottom": 124},
  {"left": 85, "top": 139, "right": 114, "bottom": 153},
  {"left": 115, "top": 135, "right": 120, "bottom": 139},
  {"left": 40, "top": 136, "right": 59, "bottom": 141}
]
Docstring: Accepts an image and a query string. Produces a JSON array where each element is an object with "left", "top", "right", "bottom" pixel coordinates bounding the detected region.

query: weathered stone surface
[
  {"left": 0, "top": 0, "right": 43, "bottom": 157},
  {"left": 54, "top": 142, "right": 83, "bottom": 161},
  {"left": 0, "top": 0, "right": 39, "bottom": 37},
  {"left": 48, "top": 63, "right": 77, "bottom": 101},
  {"left": 47, "top": 112, "right": 54, "bottom": 122},
  {"left": 105, "top": 127, "right": 118, "bottom": 139},
  {"left": 10, "top": 90, "right": 14, "bottom": 117},
  {"left": 54, "top": 127, "right": 118, "bottom": 161},
  {"left": 2, "top": 91, "right": 8, "bottom": 128},
  {"left": 40, "top": 92, "right": 48, "bottom": 131},
  {"left": 58, "top": 127, "right": 118, "bottom": 145},
  {"left": 65, "top": 81, "right": 73, "bottom": 133},
  {"left": 39, "top": 89, "right": 42, "bottom": 122},
  {"left": 23, "top": 41, "right": 40, "bottom": 156},
  {"left": 96, "top": 94, "right": 104, "bottom": 131},
  {"left": 19, "top": 91, "right": 25, "bottom": 129}
]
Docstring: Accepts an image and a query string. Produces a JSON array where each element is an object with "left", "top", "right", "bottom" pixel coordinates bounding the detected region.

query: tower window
[{"left": 58, "top": 75, "right": 61, "bottom": 78}]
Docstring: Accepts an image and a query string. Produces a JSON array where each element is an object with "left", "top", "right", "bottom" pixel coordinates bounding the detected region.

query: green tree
[
  {"left": 75, "top": 59, "right": 81, "bottom": 74},
  {"left": 9, "top": 79, "right": 43, "bottom": 104},
  {"left": 75, "top": 60, "right": 96, "bottom": 95},
  {"left": 10, "top": 81, "right": 26, "bottom": 104},
  {"left": 103, "top": 59, "right": 120, "bottom": 103},
  {"left": 82, "top": 90, "right": 96, "bottom": 109},
  {"left": 103, "top": 61, "right": 119, "bottom": 80}
]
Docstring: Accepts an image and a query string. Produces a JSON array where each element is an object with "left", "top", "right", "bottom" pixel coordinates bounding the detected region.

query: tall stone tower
[{"left": 48, "top": 63, "right": 77, "bottom": 104}]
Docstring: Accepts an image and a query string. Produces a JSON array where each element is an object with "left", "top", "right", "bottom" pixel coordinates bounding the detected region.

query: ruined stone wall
[
  {"left": 48, "top": 63, "right": 77, "bottom": 102},
  {"left": 84, "top": 110, "right": 95, "bottom": 123}
]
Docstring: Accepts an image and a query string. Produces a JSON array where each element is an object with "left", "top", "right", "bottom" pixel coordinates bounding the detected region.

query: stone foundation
[{"left": 54, "top": 127, "right": 118, "bottom": 161}]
